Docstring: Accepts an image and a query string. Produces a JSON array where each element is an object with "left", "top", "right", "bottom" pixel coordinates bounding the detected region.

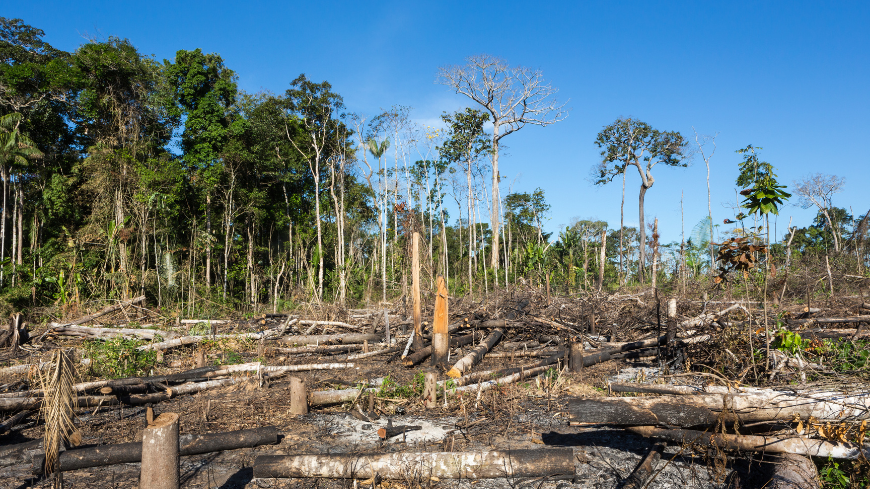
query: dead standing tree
[
  {"left": 437, "top": 54, "right": 567, "bottom": 282},
  {"left": 794, "top": 173, "right": 846, "bottom": 252},
  {"left": 593, "top": 118, "right": 686, "bottom": 284}
]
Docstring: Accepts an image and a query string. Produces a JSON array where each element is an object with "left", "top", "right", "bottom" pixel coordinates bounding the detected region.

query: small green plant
[
  {"left": 819, "top": 457, "right": 850, "bottom": 488},
  {"left": 220, "top": 350, "right": 244, "bottom": 365},
  {"left": 377, "top": 373, "right": 426, "bottom": 398},
  {"left": 188, "top": 322, "right": 213, "bottom": 336},
  {"left": 84, "top": 338, "right": 157, "bottom": 378},
  {"left": 771, "top": 326, "right": 804, "bottom": 356}
]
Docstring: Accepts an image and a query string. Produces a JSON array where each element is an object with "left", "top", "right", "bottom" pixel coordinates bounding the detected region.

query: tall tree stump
[{"left": 139, "top": 412, "right": 179, "bottom": 489}]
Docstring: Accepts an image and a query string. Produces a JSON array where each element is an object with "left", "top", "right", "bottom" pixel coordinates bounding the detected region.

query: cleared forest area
[{"left": 1, "top": 16, "right": 870, "bottom": 489}]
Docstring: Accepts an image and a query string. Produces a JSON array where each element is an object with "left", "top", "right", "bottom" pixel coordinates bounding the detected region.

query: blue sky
[{"left": 10, "top": 1, "right": 870, "bottom": 244}]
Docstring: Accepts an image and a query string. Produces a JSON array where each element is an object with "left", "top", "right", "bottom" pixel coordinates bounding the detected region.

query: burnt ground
[
  {"left": 1, "top": 280, "right": 868, "bottom": 488},
  {"left": 1, "top": 352, "right": 752, "bottom": 489}
]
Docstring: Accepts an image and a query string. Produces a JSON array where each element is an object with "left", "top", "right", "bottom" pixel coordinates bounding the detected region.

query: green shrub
[{"left": 84, "top": 338, "right": 157, "bottom": 378}]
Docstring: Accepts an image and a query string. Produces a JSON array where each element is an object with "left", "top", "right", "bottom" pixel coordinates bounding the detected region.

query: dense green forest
[{"left": 0, "top": 18, "right": 867, "bottom": 316}]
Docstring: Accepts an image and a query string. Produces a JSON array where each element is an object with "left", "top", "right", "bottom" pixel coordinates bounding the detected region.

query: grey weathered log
[
  {"left": 47, "top": 325, "right": 170, "bottom": 341},
  {"left": 32, "top": 426, "right": 277, "bottom": 475},
  {"left": 253, "top": 449, "right": 575, "bottom": 479}
]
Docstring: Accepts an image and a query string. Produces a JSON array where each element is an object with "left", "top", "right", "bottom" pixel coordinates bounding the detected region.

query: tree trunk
[
  {"left": 205, "top": 194, "right": 212, "bottom": 288},
  {"left": 490, "top": 125, "right": 500, "bottom": 272},
  {"left": 638, "top": 183, "right": 649, "bottom": 284}
]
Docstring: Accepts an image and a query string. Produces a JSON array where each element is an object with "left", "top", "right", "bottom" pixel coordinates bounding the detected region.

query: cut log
[
  {"left": 628, "top": 426, "right": 869, "bottom": 459},
  {"left": 451, "top": 353, "right": 562, "bottom": 387},
  {"left": 768, "top": 454, "right": 821, "bottom": 489},
  {"left": 47, "top": 325, "right": 171, "bottom": 341},
  {"left": 402, "top": 332, "right": 479, "bottom": 367},
  {"left": 297, "top": 320, "right": 362, "bottom": 331},
  {"left": 277, "top": 333, "right": 381, "bottom": 346},
  {"left": 309, "top": 387, "right": 370, "bottom": 407},
  {"left": 788, "top": 315, "right": 870, "bottom": 326},
  {"left": 622, "top": 444, "right": 664, "bottom": 489},
  {"left": 345, "top": 347, "right": 401, "bottom": 361},
  {"left": 446, "top": 328, "right": 503, "bottom": 378},
  {"left": 0, "top": 409, "right": 31, "bottom": 434},
  {"left": 568, "top": 397, "right": 718, "bottom": 426},
  {"left": 265, "top": 344, "right": 362, "bottom": 355},
  {"left": 180, "top": 319, "right": 228, "bottom": 325},
  {"left": 136, "top": 330, "right": 277, "bottom": 351},
  {"left": 377, "top": 425, "right": 422, "bottom": 439},
  {"left": 572, "top": 392, "right": 870, "bottom": 424},
  {"left": 32, "top": 426, "right": 278, "bottom": 475},
  {"left": 453, "top": 365, "right": 552, "bottom": 394},
  {"left": 253, "top": 449, "right": 575, "bottom": 479}
]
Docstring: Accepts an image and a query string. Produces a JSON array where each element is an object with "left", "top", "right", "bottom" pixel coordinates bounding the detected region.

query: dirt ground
[{"left": 1, "top": 283, "right": 868, "bottom": 488}]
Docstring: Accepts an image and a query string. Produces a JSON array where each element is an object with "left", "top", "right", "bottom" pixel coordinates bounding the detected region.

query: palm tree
[
  {"left": 367, "top": 138, "right": 390, "bottom": 301},
  {"left": 0, "top": 113, "right": 43, "bottom": 285}
]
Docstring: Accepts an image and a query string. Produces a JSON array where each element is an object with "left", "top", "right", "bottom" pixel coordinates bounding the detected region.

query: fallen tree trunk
[
  {"left": 253, "top": 449, "right": 575, "bottom": 480},
  {"left": 571, "top": 391, "right": 870, "bottom": 424},
  {"left": 788, "top": 316, "right": 870, "bottom": 326},
  {"left": 628, "top": 425, "right": 870, "bottom": 459},
  {"left": 32, "top": 426, "right": 278, "bottom": 475},
  {"left": 768, "top": 454, "right": 821, "bottom": 489},
  {"left": 622, "top": 444, "right": 664, "bottom": 489},
  {"left": 138, "top": 330, "right": 285, "bottom": 351},
  {"left": 297, "top": 320, "right": 361, "bottom": 331},
  {"left": 450, "top": 353, "right": 563, "bottom": 387},
  {"left": 377, "top": 425, "right": 422, "bottom": 439},
  {"left": 277, "top": 334, "right": 381, "bottom": 346},
  {"left": 345, "top": 347, "right": 401, "bottom": 361},
  {"left": 453, "top": 365, "right": 552, "bottom": 394},
  {"left": 266, "top": 344, "right": 362, "bottom": 355},
  {"left": 446, "top": 329, "right": 503, "bottom": 378},
  {"left": 402, "top": 332, "right": 480, "bottom": 367},
  {"left": 46, "top": 325, "right": 171, "bottom": 341},
  {"left": 56, "top": 296, "right": 146, "bottom": 327}
]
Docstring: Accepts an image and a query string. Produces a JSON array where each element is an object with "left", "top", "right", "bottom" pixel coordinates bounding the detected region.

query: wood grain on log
[
  {"left": 446, "top": 329, "right": 503, "bottom": 378},
  {"left": 253, "top": 449, "right": 575, "bottom": 479},
  {"left": 32, "top": 426, "right": 278, "bottom": 475},
  {"left": 629, "top": 426, "right": 869, "bottom": 459}
]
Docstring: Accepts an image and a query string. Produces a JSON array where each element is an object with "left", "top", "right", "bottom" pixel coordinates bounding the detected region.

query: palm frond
[{"left": 37, "top": 349, "right": 78, "bottom": 476}]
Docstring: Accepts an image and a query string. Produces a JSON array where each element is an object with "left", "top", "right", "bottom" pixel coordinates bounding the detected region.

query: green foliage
[
  {"left": 377, "top": 372, "right": 426, "bottom": 398},
  {"left": 735, "top": 145, "right": 791, "bottom": 217},
  {"left": 771, "top": 325, "right": 804, "bottom": 356},
  {"left": 84, "top": 337, "right": 157, "bottom": 378},
  {"left": 593, "top": 117, "right": 686, "bottom": 184},
  {"left": 819, "top": 457, "right": 851, "bottom": 488}
]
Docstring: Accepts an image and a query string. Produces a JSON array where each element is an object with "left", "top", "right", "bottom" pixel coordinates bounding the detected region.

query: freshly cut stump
[{"left": 140, "top": 412, "right": 179, "bottom": 489}]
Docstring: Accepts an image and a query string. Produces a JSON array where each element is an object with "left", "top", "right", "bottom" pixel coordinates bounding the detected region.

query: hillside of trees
[{"left": 1, "top": 18, "right": 867, "bottom": 318}]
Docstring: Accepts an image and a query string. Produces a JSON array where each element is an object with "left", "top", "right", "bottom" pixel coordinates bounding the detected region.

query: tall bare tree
[
  {"left": 794, "top": 173, "right": 846, "bottom": 252},
  {"left": 437, "top": 54, "right": 567, "bottom": 278}
]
